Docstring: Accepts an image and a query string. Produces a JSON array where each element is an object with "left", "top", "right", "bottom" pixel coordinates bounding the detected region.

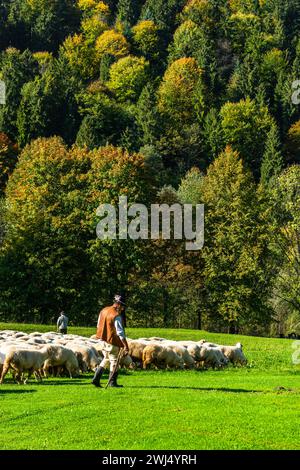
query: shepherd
[
  {"left": 92, "top": 294, "right": 129, "bottom": 388},
  {"left": 57, "top": 311, "right": 69, "bottom": 335}
]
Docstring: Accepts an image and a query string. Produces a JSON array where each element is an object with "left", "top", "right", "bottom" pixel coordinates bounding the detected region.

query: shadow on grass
[
  {"left": 38, "top": 379, "right": 88, "bottom": 386},
  {"left": 127, "top": 385, "right": 262, "bottom": 393},
  {"left": 0, "top": 389, "right": 37, "bottom": 394}
]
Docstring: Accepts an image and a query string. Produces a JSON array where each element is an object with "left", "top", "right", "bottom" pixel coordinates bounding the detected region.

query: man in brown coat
[{"left": 92, "top": 294, "right": 129, "bottom": 388}]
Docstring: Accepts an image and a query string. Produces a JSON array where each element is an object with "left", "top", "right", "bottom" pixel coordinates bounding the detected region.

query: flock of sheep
[{"left": 0, "top": 330, "right": 248, "bottom": 385}]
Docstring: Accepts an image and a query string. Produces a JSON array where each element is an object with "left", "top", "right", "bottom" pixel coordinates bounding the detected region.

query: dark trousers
[{"left": 59, "top": 329, "right": 67, "bottom": 334}]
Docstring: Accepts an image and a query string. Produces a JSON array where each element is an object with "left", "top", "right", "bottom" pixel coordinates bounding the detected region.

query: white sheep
[
  {"left": 43, "top": 345, "right": 80, "bottom": 378},
  {"left": 0, "top": 345, "right": 55, "bottom": 384},
  {"left": 219, "top": 343, "right": 247, "bottom": 365},
  {"left": 142, "top": 344, "right": 184, "bottom": 370}
]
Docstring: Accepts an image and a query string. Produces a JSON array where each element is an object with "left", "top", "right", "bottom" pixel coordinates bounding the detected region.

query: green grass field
[{"left": 0, "top": 323, "right": 299, "bottom": 450}]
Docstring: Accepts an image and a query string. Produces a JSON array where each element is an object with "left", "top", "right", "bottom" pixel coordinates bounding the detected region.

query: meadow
[{"left": 0, "top": 323, "right": 299, "bottom": 450}]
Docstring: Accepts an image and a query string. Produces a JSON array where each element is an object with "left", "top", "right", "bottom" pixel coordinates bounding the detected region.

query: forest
[{"left": 0, "top": 0, "right": 299, "bottom": 336}]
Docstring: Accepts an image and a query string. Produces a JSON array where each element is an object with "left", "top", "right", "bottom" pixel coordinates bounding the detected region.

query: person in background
[
  {"left": 92, "top": 294, "right": 129, "bottom": 388},
  {"left": 57, "top": 311, "right": 69, "bottom": 335}
]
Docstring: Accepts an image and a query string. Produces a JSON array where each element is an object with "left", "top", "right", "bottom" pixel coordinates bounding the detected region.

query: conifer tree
[{"left": 261, "top": 124, "right": 284, "bottom": 187}]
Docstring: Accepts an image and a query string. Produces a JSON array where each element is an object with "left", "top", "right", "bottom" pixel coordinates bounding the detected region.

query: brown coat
[{"left": 96, "top": 306, "right": 124, "bottom": 348}]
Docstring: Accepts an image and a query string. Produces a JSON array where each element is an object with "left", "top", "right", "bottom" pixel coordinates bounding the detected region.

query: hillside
[{"left": 0, "top": 0, "right": 299, "bottom": 335}]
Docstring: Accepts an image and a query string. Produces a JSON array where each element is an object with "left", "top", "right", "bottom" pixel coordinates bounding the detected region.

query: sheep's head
[{"left": 46, "top": 345, "right": 56, "bottom": 358}]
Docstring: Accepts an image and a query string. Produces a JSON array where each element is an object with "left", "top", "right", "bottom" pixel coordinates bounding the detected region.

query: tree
[
  {"left": 60, "top": 33, "right": 100, "bottom": 81},
  {"left": 81, "top": 15, "right": 109, "bottom": 45},
  {"left": 7, "top": 0, "right": 81, "bottom": 52},
  {"left": 107, "top": 55, "right": 150, "bottom": 102},
  {"left": 177, "top": 166, "right": 203, "bottom": 205},
  {"left": 116, "top": 0, "right": 144, "bottom": 30},
  {"left": 0, "top": 0, "right": 10, "bottom": 50},
  {"left": 95, "top": 29, "right": 130, "bottom": 60},
  {"left": 33, "top": 51, "right": 53, "bottom": 74},
  {"left": 220, "top": 98, "right": 275, "bottom": 179},
  {"left": 169, "top": 20, "right": 215, "bottom": 72},
  {"left": 0, "top": 137, "right": 156, "bottom": 323},
  {"left": 285, "top": 120, "right": 300, "bottom": 164},
  {"left": 156, "top": 58, "right": 206, "bottom": 173},
  {"left": 17, "top": 59, "right": 81, "bottom": 147},
  {"left": 131, "top": 20, "right": 160, "bottom": 61},
  {"left": 157, "top": 58, "right": 203, "bottom": 124},
  {"left": 140, "top": 0, "right": 185, "bottom": 35},
  {"left": 228, "top": 11, "right": 261, "bottom": 54},
  {"left": 135, "top": 82, "right": 160, "bottom": 147},
  {"left": 272, "top": 165, "right": 300, "bottom": 319},
  {"left": 0, "top": 133, "right": 18, "bottom": 196},
  {"left": 202, "top": 108, "right": 224, "bottom": 165},
  {"left": 0, "top": 48, "right": 38, "bottom": 140},
  {"left": 76, "top": 89, "right": 133, "bottom": 149},
  {"left": 78, "top": 0, "right": 110, "bottom": 20},
  {"left": 181, "top": 0, "right": 216, "bottom": 27},
  {"left": 99, "top": 53, "right": 116, "bottom": 82},
  {"left": 260, "top": 124, "right": 284, "bottom": 187},
  {"left": 0, "top": 197, "right": 6, "bottom": 247},
  {"left": 201, "top": 146, "right": 274, "bottom": 330}
]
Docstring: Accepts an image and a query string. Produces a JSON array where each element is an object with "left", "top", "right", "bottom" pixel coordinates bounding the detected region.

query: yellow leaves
[
  {"left": 33, "top": 51, "right": 52, "bottom": 64},
  {"left": 94, "top": 1, "right": 110, "bottom": 16},
  {"left": 95, "top": 30, "right": 129, "bottom": 59},
  {"left": 107, "top": 55, "right": 150, "bottom": 101},
  {"left": 183, "top": 0, "right": 210, "bottom": 14},
  {"left": 78, "top": 0, "right": 97, "bottom": 8},
  {"left": 230, "top": 12, "right": 259, "bottom": 23},
  {"left": 132, "top": 20, "right": 159, "bottom": 44},
  {"left": 132, "top": 20, "right": 157, "bottom": 36},
  {"left": 78, "top": 0, "right": 108, "bottom": 13},
  {"left": 287, "top": 120, "right": 300, "bottom": 144},
  {"left": 61, "top": 33, "right": 99, "bottom": 79},
  {"left": 131, "top": 20, "right": 160, "bottom": 57},
  {"left": 158, "top": 58, "right": 202, "bottom": 119},
  {"left": 81, "top": 16, "right": 108, "bottom": 43},
  {"left": 182, "top": 0, "right": 214, "bottom": 27},
  {"left": 162, "top": 58, "right": 201, "bottom": 89}
]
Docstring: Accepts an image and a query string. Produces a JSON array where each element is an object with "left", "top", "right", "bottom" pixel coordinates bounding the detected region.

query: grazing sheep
[
  {"left": 142, "top": 344, "right": 184, "bottom": 370},
  {"left": 0, "top": 345, "right": 55, "bottom": 384},
  {"left": 67, "top": 343, "right": 101, "bottom": 372},
  {"left": 43, "top": 345, "right": 79, "bottom": 378},
  {"left": 120, "top": 354, "right": 135, "bottom": 370},
  {"left": 160, "top": 341, "right": 195, "bottom": 369},
  {"left": 186, "top": 344, "right": 203, "bottom": 364},
  {"left": 199, "top": 346, "right": 229, "bottom": 369},
  {"left": 127, "top": 340, "right": 148, "bottom": 365},
  {"left": 219, "top": 343, "right": 247, "bottom": 365}
]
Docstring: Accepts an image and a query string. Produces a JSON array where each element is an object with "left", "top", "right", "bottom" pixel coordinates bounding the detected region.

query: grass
[{"left": 0, "top": 322, "right": 299, "bottom": 450}]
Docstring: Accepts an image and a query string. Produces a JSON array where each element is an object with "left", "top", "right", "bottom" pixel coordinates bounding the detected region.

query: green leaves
[
  {"left": 201, "top": 147, "right": 274, "bottom": 327},
  {"left": 0, "top": 137, "right": 156, "bottom": 323}
]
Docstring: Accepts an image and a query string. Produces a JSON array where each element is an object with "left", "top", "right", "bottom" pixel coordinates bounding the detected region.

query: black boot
[
  {"left": 92, "top": 366, "right": 105, "bottom": 387},
  {"left": 108, "top": 370, "right": 123, "bottom": 388}
]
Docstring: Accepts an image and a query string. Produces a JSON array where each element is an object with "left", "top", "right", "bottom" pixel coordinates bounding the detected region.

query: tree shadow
[
  {"left": 0, "top": 389, "right": 37, "bottom": 394},
  {"left": 127, "top": 385, "right": 262, "bottom": 393},
  {"left": 38, "top": 379, "right": 88, "bottom": 386}
]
